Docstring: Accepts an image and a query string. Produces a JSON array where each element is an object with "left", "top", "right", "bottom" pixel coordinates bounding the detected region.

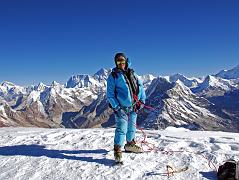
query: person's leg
[
  {"left": 126, "top": 111, "right": 137, "bottom": 142},
  {"left": 114, "top": 113, "right": 128, "bottom": 147},
  {"left": 125, "top": 111, "right": 143, "bottom": 153},
  {"left": 114, "top": 112, "right": 128, "bottom": 162}
]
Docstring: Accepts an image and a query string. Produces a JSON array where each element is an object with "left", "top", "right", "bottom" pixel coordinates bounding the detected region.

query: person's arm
[
  {"left": 138, "top": 78, "right": 146, "bottom": 104},
  {"left": 106, "top": 74, "right": 120, "bottom": 109},
  {"left": 134, "top": 73, "right": 146, "bottom": 103}
]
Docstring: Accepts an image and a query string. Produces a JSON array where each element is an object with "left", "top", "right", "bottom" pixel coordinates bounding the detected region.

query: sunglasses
[
  {"left": 116, "top": 61, "right": 126, "bottom": 65},
  {"left": 116, "top": 59, "right": 126, "bottom": 65}
]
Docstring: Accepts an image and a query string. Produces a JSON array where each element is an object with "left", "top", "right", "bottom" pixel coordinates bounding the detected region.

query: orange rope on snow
[
  {"left": 136, "top": 126, "right": 218, "bottom": 172},
  {"left": 131, "top": 97, "right": 218, "bottom": 172}
]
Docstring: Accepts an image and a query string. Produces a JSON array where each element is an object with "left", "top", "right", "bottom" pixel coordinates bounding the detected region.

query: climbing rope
[{"left": 116, "top": 97, "right": 218, "bottom": 177}]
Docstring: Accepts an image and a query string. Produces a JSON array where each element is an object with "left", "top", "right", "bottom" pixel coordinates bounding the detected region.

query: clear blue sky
[{"left": 0, "top": 0, "right": 239, "bottom": 86}]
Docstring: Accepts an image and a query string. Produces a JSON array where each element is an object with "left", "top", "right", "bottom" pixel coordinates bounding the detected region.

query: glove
[{"left": 114, "top": 106, "right": 128, "bottom": 119}]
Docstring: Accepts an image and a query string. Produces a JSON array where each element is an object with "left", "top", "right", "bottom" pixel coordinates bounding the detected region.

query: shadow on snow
[{"left": 0, "top": 144, "right": 114, "bottom": 167}]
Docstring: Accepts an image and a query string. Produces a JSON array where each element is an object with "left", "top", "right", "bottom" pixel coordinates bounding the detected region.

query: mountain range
[{"left": 0, "top": 65, "right": 239, "bottom": 132}]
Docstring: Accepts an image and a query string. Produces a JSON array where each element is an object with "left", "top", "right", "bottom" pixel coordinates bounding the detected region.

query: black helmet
[{"left": 114, "top": 53, "right": 127, "bottom": 61}]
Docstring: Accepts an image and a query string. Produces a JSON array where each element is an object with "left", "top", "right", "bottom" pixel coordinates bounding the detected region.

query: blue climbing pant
[{"left": 114, "top": 110, "right": 137, "bottom": 147}]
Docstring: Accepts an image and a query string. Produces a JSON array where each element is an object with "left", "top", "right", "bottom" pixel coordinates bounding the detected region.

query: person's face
[{"left": 116, "top": 56, "right": 126, "bottom": 70}]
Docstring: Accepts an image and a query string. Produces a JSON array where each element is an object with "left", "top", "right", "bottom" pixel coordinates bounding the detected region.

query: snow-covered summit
[
  {"left": 51, "top": 81, "right": 63, "bottom": 88},
  {"left": 169, "top": 73, "right": 201, "bottom": 88},
  {"left": 192, "top": 75, "right": 237, "bottom": 93},
  {"left": 138, "top": 74, "right": 156, "bottom": 88},
  {"left": 93, "top": 68, "right": 110, "bottom": 79},
  {"left": 34, "top": 82, "right": 48, "bottom": 92},
  {"left": 145, "top": 76, "right": 172, "bottom": 98},
  {"left": 65, "top": 74, "right": 100, "bottom": 88},
  {"left": 93, "top": 68, "right": 111, "bottom": 87},
  {"left": 0, "top": 81, "right": 25, "bottom": 93},
  {"left": 173, "top": 79, "right": 192, "bottom": 94},
  {"left": 202, "top": 75, "right": 223, "bottom": 87},
  {"left": 216, "top": 64, "right": 239, "bottom": 79},
  {"left": 65, "top": 68, "right": 110, "bottom": 89},
  {"left": 1, "top": 81, "right": 16, "bottom": 88},
  {"left": 0, "top": 81, "right": 26, "bottom": 105}
]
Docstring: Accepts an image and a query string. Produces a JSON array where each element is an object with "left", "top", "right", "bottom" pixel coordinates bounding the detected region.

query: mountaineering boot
[
  {"left": 114, "top": 144, "right": 123, "bottom": 163},
  {"left": 124, "top": 139, "right": 143, "bottom": 153}
]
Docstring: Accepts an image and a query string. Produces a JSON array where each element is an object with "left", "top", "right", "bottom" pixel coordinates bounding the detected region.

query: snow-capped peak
[
  {"left": 204, "top": 75, "right": 219, "bottom": 87},
  {"left": 139, "top": 74, "right": 156, "bottom": 82},
  {"left": 216, "top": 64, "right": 239, "bottom": 79},
  {"left": 50, "top": 81, "right": 64, "bottom": 93},
  {"left": 192, "top": 75, "right": 236, "bottom": 93},
  {"left": 170, "top": 73, "right": 185, "bottom": 79},
  {"left": 0, "top": 81, "right": 26, "bottom": 95},
  {"left": 1, "top": 81, "right": 16, "bottom": 88},
  {"left": 94, "top": 68, "right": 109, "bottom": 77},
  {"left": 169, "top": 73, "right": 200, "bottom": 88},
  {"left": 35, "top": 82, "right": 47, "bottom": 92},
  {"left": 93, "top": 68, "right": 111, "bottom": 82},
  {"left": 51, "top": 81, "right": 62, "bottom": 87},
  {"left": 169, "top": 79, "right": 192, "bottom": 96},
  {"left": 146, "top": 76, "right": 173, "bottom": 98},
  {"left": 65, "top": 74, "right": 102, "bottom": 88},
  {"left": 175, "top": 79, "right": 187, "bottom": 87},
  {"left": 27, "top": 90, "right": 40, "bottom": 104},
  {"left": 138, "top": 74, "right": 156, "bottom": 88}
]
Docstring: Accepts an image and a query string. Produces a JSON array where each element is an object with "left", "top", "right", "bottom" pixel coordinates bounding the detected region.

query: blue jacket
[{"left": 106, "top": 59, "right": 146, "bottom": 109}]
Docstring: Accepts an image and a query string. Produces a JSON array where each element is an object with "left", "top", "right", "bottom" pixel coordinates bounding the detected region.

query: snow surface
[{"left": 0, "top": 127, "right": 239, "bottom": 180}]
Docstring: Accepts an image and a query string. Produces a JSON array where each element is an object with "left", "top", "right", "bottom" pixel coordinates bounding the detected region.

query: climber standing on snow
[{"left": 106, "top": 53, "right": 146, "bottom": 163}]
